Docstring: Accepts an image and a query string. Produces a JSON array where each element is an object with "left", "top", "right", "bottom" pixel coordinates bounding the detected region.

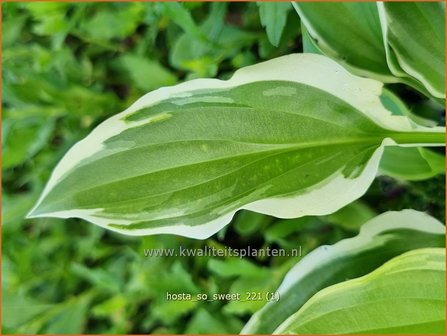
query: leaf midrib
[
  {"left": 84, "top": 149, "right": 342, "bottom": 216},
  {"left": 77, "top": 133, "right": 386, "bottom": 180},
  {"left": 41, "top": 134, "right": 386, "bottom": 211}
]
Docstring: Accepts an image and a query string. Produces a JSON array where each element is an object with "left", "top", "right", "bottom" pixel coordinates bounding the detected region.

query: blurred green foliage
[{"left": 2, "top": 2, "right": 444, "bottom": 334}]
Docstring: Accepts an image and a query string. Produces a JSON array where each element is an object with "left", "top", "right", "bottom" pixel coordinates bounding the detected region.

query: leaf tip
[
  {"left": 25, "top": 205, "right": 43, "bottom": 219},
  {"left": 25, "top": 198, "right": 51, "bottom": 220}
]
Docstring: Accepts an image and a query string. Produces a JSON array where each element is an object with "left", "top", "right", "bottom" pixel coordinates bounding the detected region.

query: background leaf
[
  {"left": 257, "top": 2, "right": 291, "bottom": 47},
  {"left": 2, "top": 114, "right": 57, "bottom": 169},
  {"left": 380, "top": 147, "right": 445, "bottom": 181},
  {"left": 379, "top": 2, "right": 446, "bottom": 99},
  {"left": 294, "top": 2, "right": 393, "bottom": 81},
  {"left": 274, "top": 248, "right": 446, "bottom": 334},
  {"left": 243, "top": 210, "right": 445, "bottom": 333},
  {"left": 326, "top": 201, "right": 376, "bottom": 232},
  {"left": 119, "top": 54, "right": 177, "bottom": 91}
]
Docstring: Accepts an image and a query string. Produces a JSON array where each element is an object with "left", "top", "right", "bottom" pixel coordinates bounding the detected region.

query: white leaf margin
[{"left": 27, "top": 54, "right": 443, "bottom": 238}]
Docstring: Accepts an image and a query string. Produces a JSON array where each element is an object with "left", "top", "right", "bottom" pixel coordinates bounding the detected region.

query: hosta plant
[
  {"left": 24, "top": 1, "right": 445, "bottom": 335},
  {"left": 27, "top": 54, "right": 444, "bottom": 238}
]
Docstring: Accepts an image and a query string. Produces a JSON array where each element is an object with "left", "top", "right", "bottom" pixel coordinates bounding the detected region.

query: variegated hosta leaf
[
  {"left": 293, "top": 2, "right": 394, "bottom": 82},
  {"left": 295, "top": 2, "right": 445, "bottom": 101},
  {"left": 274, "top": 247, "right": 446, "bottom": 334},
  {"left": 242, "top": 210, "right": 445, "bottom": 334},
  {"left": 27, "top": 54, "right": 445, "bottom": 238},
  {"left": 380, "top": 88, "right": 437, "bottom": 128},
  {"left": 257, "top": 2, "right": 291, "bottom": 47},
  {"left": 379, "top": 147, "right": 445, "bottom": 181},
  {"left": 378, "top": 2, "right": 446, "bottom": 100},
  {"left": 301, "top": 23, "right": 320, "bottom": 55}
]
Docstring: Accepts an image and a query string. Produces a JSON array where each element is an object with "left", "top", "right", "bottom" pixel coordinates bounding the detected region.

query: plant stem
[{"left": 392, "top": 131, "right": 446, "bottom": 146}]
